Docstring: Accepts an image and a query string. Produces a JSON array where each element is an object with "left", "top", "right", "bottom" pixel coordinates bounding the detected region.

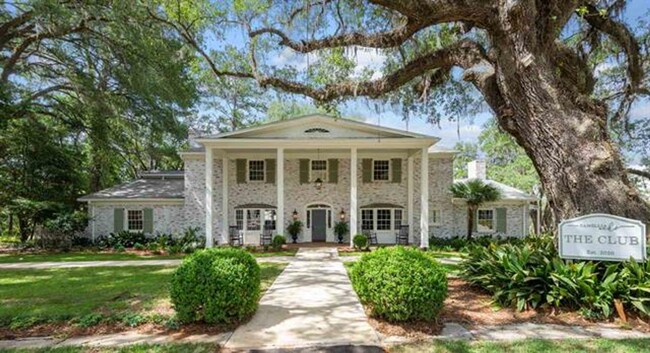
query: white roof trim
[
  {"left": 83, "top": 198, "right": 184, "bottom": 204},
  {"left": 196, "top": 114, "right": 436, "bottom": 141}
]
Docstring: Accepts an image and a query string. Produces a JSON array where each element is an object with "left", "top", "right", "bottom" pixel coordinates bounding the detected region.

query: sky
[{"left": 212, "top": 1, "right": 650, "bottom": 151}]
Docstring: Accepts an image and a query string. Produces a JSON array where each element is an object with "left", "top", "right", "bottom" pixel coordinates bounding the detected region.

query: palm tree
[{"left": 450, "top": 179, "right": 502, "bottom": 240}]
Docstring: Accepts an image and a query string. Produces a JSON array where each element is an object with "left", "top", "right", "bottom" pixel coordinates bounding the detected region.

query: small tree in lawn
[{"left": 450, "top": 179, "right": 501, "bottom": 240}]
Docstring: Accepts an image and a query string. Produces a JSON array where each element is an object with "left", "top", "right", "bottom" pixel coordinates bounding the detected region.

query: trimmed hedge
[
  {"left": 170, "top": 247, "right": 261, "bottom": 324},
  {"left": 349, "top": 247, "right": 448, "bottom": 321}
]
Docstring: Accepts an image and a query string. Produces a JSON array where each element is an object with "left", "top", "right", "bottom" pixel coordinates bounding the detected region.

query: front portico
[{"left": 192, "top": 115, "right": 437, "bottom": 248}]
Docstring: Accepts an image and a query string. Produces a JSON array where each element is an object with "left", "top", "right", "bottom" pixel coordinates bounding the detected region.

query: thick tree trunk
[{"left": 489, "top": 35, "right": 650, "bottom": 226}]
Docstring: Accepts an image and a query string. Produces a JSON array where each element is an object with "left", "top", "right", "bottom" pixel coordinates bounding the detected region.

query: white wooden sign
[{"left": 559, "top": 214, "right": 646, "bottom": 262}]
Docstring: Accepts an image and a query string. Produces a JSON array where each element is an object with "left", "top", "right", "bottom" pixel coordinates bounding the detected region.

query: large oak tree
[{"left": 152, "top": 0, "right": 650, "bottom": 225}]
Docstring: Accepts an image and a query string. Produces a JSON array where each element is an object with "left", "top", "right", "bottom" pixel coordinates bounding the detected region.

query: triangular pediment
[{"left": 202, "top": 115, "right": 433, "bottom": 140}]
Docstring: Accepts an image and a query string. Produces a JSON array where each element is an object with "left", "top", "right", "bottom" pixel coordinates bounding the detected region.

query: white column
[
  {"left": 349, "top": 147, "right": 358, "bottom": 247},
  {"left": 407, "top": 156, "right": 414, "bottom": 236},
  {"left": 420, "top": 147, "right": 429, "bottom": 248},
  {"left": 205, "top": 147, "right": 214, "bottom": 248},
  {"left": 276, "top": 148, "right": 284, "bottom": 235},
  {"left": 221, "top": 154, "right": 229, "bottom": 244}
]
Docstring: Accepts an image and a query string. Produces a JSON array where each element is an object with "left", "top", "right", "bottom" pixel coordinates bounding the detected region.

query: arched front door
[{"left": 307, "top": 204, "right": 331, "bottom": 242}]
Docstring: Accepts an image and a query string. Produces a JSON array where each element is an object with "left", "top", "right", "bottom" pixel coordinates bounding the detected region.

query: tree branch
[
  {"left": 627, "top": 168, "right": 650, "bottom": 180},
  {"left": 249, "top": 19, "right": 426, "bottom": 53},
  {"left": 582, "top": 4, "right": 643, "bottom": 92}
]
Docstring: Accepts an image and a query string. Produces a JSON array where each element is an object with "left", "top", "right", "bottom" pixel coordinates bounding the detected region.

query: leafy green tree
[
  {"left": 452, "top": 142, "right": 479, "bottom": 179},
  {"left": 154, "top": 0, "right": 650, "bottom": 223},
  {"left": 450, "top": 179, "right": 501, "bottom": 240}
]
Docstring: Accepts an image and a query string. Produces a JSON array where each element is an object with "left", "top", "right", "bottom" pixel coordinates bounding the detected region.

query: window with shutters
[
  {"left": 248, "top": 160, "right": 265, "bottom": 182},
  {"left": 310, "top": 160, "right": 328, "bottom": 182},
  {"left": 372, "top": 160, "right": 390, "bottom": 181},
  {"left": 477, "top": 208, "right": 495, "bottom": 232},
  {"left": 127, "top": 210, "right": 144, "bottom": 232}
]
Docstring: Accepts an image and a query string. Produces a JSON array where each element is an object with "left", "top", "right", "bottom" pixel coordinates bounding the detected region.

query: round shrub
[
  {"left": 272, "top": 235, "right": 286, "bottom": 250},
  {"left": 350, "top": 247, "right": 448, "bottom": 321},
  {"left": 170, "top": 247, "right": 261, "bottom": 324},
  {"left": 353, "top": 234, "right": 368, "bottom": 249}
]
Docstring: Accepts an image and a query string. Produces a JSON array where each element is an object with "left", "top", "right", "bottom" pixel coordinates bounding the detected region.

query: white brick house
[{"left": 79, "top": 115, "right": 536, "bottom": 247}]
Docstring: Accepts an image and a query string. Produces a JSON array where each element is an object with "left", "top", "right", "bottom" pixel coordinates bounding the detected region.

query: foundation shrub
[
  {"left": 349, "top": 247, "right": 448, "bottom": 321},
  {"left": 353, "top": 234, "right": 368, "bottom": 250},
  {"left": 170, "top": 248, "right": 260, "bottom": 324}
]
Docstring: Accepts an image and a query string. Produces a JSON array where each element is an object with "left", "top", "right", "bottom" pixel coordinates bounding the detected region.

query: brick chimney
[{"left": 467, "top": 160, "right": 486, "bottom": 179}]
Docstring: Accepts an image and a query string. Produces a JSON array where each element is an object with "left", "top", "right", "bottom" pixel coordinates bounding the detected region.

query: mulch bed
[
  {"left": 0, "top": 321, "right": 235, "bottom": 340},
  {"left": 367, "top": 278, "right": 650, "bottom": 339}
]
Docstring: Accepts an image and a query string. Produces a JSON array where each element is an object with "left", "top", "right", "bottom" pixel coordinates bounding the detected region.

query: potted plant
[
  {"left": 333, "top": 221, "right": 349, "bottom": 244},
  {"left": 286, "top": 220, "right": 303, "bottom": 244}
]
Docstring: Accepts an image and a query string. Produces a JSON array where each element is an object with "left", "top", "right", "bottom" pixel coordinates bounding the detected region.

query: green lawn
[
  {"left": 0, "top": 248, "right": 297, "bottom": 263},
  {"left": 0, "top": 343, "right": 216, "bottom": 353},
  {"left": 0, "top": 263, "right": 286, "bottom": 329},
  {"left": 392, "top": 338, "right": 650, "bottom": 353}
]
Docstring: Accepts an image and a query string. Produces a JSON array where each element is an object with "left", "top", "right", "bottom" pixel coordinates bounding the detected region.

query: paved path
[{"left": 224, "top": 247, "right": 381, "bottom": 351}]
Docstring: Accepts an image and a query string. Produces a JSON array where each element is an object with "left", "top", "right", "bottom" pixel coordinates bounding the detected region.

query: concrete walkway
[{"left": 224, "top": 247, "right": 381, "bottom": 351}]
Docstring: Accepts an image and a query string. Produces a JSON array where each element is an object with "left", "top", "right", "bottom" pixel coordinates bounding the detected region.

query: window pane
[
  {"left": 376, "top": 209, "right": 391, "bottom": 230},
  {"left": 373, "top": 160, "right": 390, "bottom": 181},
  {"left": 247, "top": 210, "right": 261, "bottom": 230},
  {"left": 394, "top": 210, "right": 402, "bottom": 230},
  {"left": 263, "top": 210, "right": 276, "bottom": 230},
  {"left": 248, "top": 160, "right": 265, "bottom": 181},
  {"left": 310, "top": 160, "right": 327, "bottom": 182},
  {"left": 127, "top": 210, "right": 143, "bottom": 231},
  {"left": 477, "top": 209, "right": 494, "bottom": 232},
  {"left": 361, "top": 209, "right": 374, "bottom": 230},
  {"left": 430, "top": 209, "right": 440, "bottom": 224},
  {"left": 236, "top": 210, "right": 244, "bottom": 230},
  {"left": 327, "top": 210, "right": 332, "bottom": 228},
  {"left": 307, "top": 210, "right": 311, "bottom": 228}
]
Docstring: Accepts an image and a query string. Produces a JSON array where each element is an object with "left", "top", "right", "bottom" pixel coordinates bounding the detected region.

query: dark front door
[{"left": 312, "top": 209, "right": 327, "bottom": 242}]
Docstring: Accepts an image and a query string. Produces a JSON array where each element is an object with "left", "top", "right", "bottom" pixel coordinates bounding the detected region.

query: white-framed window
[
  {"left": 394, "top": 209, "right": 403, "bottom": 230},
  {"left": 310, "top": 159, "right": 328, "bottom": 182},
  {"left": 236, "top": 208, "right": 276, "bottom": 231},
  {"left": 248, "top": 160, "right": 265, "bottom": 182},
  {"left": 376, "top": 209, "right": 392, "bottom": 230},
  {"left": 361, "top": 208, "right": 403, "bottom": 231},
  {"left": 477, "top": 208, "right": 495, "bottom": 232},
  {"left": 429, "top": 208, "right": 441, "bottom": 225},
  {"left": 372, "top": 160, "right": 390, "bottom": 181},
  {"left": 361, "top": 209, "right": 374, "bottom": 230},
  {"left": 235, "top": 209, "right": 244, "bottom": 230},
  {"left": 127, "top": 209, "right": 144, "bottom": 232}
]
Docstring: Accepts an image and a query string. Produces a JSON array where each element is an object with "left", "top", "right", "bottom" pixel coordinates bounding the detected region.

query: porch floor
[{"left": 224, "top": 247, "right": 380, "bottom": 350}]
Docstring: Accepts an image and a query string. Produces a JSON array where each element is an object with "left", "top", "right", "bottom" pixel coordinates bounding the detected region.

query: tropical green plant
[
  {"left": 450, "top": 179, "right": 502, "bottom": 240},
  {"left": 350, "top": 247, "right": 448, "bottom": 321},
  {"left": 333, "top": 221, "right": 349, "bottom": 244},
  {"left": 353, "top": 234, "right": 368, "bottom": 250},
  {"left": 460, "top": 234, "right": 650, "bottom": 318},
  {"left": 170, "top": 248, "right": 261, "bottom": 324},
  {"left": 286, "top": 221, "right": 303, "bottom": 244}
]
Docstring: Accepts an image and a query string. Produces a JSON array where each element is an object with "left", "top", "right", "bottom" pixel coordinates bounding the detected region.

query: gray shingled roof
[
  {"left": 78, "top": 177, "right": 184, "bottom": 201},
  {"left": 454, "top": 178, "right": 536, "bottom": 201}
]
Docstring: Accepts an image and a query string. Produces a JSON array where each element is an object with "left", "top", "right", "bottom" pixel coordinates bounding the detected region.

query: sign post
[{"left": 559, "top": 214, "right": 646, "bottom": 262}]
